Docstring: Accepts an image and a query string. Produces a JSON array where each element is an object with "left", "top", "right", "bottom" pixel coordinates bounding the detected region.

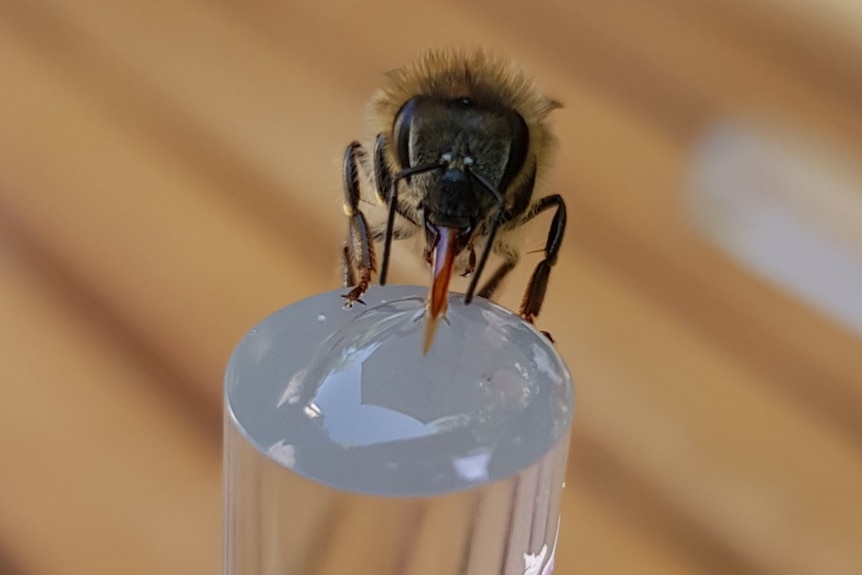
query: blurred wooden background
[{"left": 1, "top": 0, "right": 861, "bottom": 573}]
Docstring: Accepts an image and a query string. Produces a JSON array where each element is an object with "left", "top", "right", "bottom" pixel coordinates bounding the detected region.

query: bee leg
[
  {"left": 477, "top": 256, "right": 518, "bottom": 300},
  {"left": 341, "top": 141, "right": 376, "bottom": 307},
  {"left": 372, "top": 134, "right": 393, "bottom": 205},
  {"left": 341, "top": 243, "right": 356, "bottom": 288},
  {"left": 472, "top": 166, "right": 529, "bottom": 298},
  {"left": 519, "top": 194, "right": 567, "bottom": 338},
  {"left": 460, "top": 245, "right": 477, "bottom": 278},
  {"left": 374, "top": 134, "right": 397, "bottom": 286},
  {"left": 342, "top": 214, "right": 375, "bottom": 306}
]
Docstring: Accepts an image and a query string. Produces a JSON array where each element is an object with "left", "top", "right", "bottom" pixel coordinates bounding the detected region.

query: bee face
[
  {"left": 340, "top": 48, "right": 567, "bottom": 353},
  {"left": 391, "top": 95, "right": 530, "bottom": 232}
]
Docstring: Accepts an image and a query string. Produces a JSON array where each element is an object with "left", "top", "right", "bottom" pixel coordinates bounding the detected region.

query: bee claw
[
  {"left": 341, "top": 288, "right": 367, "bottom": 308},
  {"left": 520, "top": 312, "right": 555, "bottom": 343}
]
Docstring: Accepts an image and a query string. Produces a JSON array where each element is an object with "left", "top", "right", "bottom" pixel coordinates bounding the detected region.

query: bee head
[
  {"left": 389, "top": 95, "right": 530, "bottom": 351},
  {"left": 392, "top": 95, "right": 529, "bottom": 231}
]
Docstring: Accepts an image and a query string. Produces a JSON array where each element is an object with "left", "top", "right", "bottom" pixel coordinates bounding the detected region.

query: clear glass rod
[{"left": 224, "top": 285, "right": 574, "bottom": 575}]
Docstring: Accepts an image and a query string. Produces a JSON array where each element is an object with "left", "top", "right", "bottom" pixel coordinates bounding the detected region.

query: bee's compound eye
[
  {"left": 499, "top": 110, "right": 530, "bottom": 192},
  {"left": 392, "top": 97, "right": 421, "bottom": 169}
]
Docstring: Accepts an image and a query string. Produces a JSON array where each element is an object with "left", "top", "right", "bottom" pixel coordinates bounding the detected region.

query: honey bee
[{"left": 340, "top": 48, "right": 566, "bottom": 352}]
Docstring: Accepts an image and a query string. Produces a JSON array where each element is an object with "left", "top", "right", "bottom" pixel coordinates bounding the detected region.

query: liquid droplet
[{"left": 272, "top": 295, "right": 572, "bottom": 494}]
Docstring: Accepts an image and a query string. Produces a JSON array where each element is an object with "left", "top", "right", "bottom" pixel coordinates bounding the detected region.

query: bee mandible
[{"left": 339, "top": 48, "right": 567, "bottom": 352}]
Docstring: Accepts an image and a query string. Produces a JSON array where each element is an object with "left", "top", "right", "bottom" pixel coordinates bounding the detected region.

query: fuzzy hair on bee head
[{"left": 365, "top": 47, "right": 561, "bottom": 176}]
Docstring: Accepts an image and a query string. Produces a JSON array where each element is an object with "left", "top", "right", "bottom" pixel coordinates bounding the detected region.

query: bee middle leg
[
  {"left": 341, "top": 141, "right": 376, "bottom": 306},
  {"left": 477, "top": 251, "right": 519, "bottom": 300}
]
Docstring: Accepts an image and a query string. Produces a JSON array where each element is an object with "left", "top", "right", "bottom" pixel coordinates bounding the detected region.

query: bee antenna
[
  {"left": 394, "top": 163, "right": 441, "bottom": 181},
  {"left": 379, "top": 162, "right": 442, "bottom": 285},
  {"left": 464, "top": 169, "right": 505, "bottom": 305}
]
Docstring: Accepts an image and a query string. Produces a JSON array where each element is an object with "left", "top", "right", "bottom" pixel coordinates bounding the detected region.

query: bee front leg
[
  {"left": 342, "top": 243, "right": 356, "bottom": 288},
  {"left": 519, "top": 194, "right": 567, "bottom": 336},
  {"left": 341, "top": 141, "right": 376, "bottom": 307}
]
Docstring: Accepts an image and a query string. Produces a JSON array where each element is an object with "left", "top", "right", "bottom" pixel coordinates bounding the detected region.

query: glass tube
[{"left": 224, "top": 285, "right": 575, "bottom": 575}]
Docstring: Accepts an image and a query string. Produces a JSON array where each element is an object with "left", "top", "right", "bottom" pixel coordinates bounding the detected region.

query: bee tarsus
[
  {"left": 516, "top": 193, "right": 567, "bottom": 322},
  {"left": 341, "top": 140, "right": 378, "bottom": 306}
]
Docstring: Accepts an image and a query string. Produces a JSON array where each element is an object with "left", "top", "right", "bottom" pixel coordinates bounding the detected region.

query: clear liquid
[{"left": 226, "top": 287, "right": 573, "bottom": 498}]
